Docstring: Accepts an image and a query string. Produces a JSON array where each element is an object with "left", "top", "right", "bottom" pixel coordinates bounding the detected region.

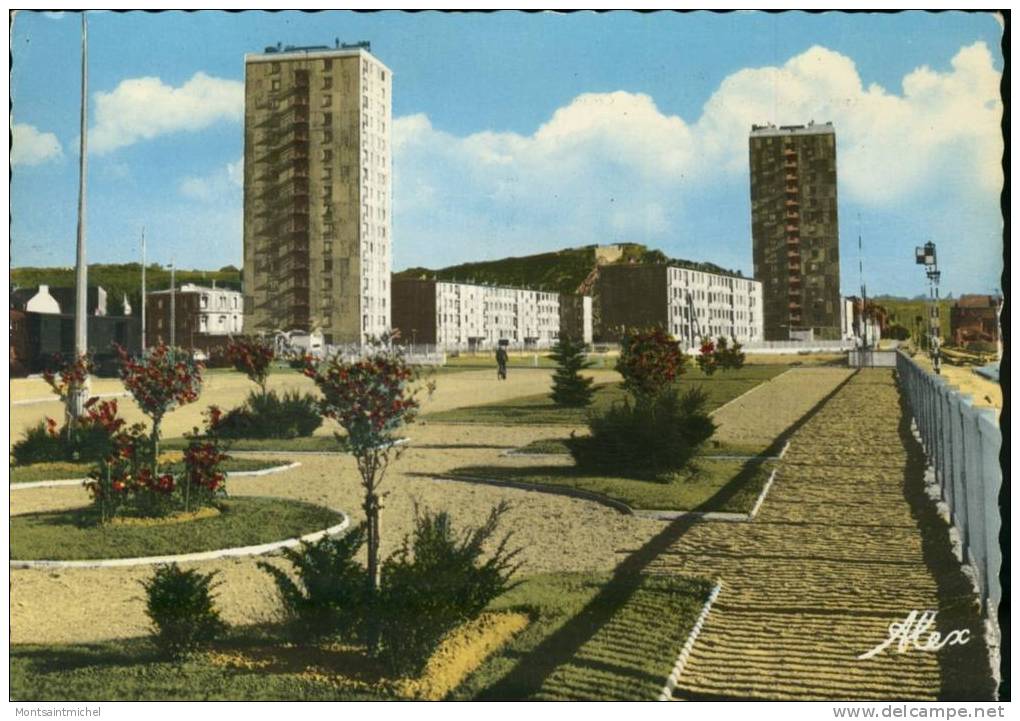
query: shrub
[
  {"left": 566, "top": 387, "right": 717, "bottom": 480},
  {"left": 615, "top": 326, "right": 686, "bottom": 399},
  {"left": 258, "top": 525, "right": 368, "bottom": 642},
  {"left": 884, "top": 323, "right": 911, "bottom": 341},
  {"left": 216, "top": 389, "right": 323, "bottom": 439},
  {"left": 965, "top": 340, "right": 998, "bottom": 354},
  {"left": 697, "top": 336, "right": 746, "bottom": 376},
  {"left": 376, "top": 503, "right": 521, "bottom": 675},
  {"left": 12, "top": 421, "right": 69, "bottom": 465},
  {"left": 141, "top": 563, "right": 226, "bottom": 660},
  {"left": 226, "top": 336, "right": 276, "bottom": 395},
  {"left": 549, "top": 336, "right": 596, "bottom": 408}
]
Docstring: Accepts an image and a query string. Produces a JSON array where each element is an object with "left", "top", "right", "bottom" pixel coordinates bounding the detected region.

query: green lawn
[
  {"left": 162, "top": 435, "right": 342, "bottom": 453},
  {"left": 10, "top": 457, "right": 293, "bottom": 484},
  {"left": 10, "top": 497, "right": 343, "bottom": 561},
  {"left": 10, "top": 572, "right": 711, "bottom": 701},
  {"left": 454, "top": 572, "right": 713, "bottom": 700},
  {"left": 515, "top": 436, "right": 772, "bottom": 457},
  {"left": 445, "top": 458, "right": 773, "bottom": 513},
  {"left": 426, "top": 365, "right": 789, "bottom": 425}
]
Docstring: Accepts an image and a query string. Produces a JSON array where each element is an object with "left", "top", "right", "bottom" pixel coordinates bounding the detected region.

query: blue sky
[{"left": 10, "top": 10, "right": 1004, "bottom": 298}]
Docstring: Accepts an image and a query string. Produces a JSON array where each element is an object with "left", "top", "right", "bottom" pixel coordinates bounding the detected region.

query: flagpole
[
  {"left": 141, "top": 226, "right": 146, "bottom": 351},
  {"left": 71, "top": 11, "right": 89, "bottom": 419}
]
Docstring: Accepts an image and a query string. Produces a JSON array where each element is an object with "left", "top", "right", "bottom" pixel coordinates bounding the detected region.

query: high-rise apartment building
[
  {"left": 749, "top": 122, "right": 841, "bottom": 340},
  {"left": 243, "top": 42, "right": 392, "bottom": 345}
]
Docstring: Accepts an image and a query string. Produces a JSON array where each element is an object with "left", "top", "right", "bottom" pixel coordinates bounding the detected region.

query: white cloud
[
  {"left": 179, "top": 156, "right": 243, "bottom": 202},
  {"left": 91, "top": 72, "right": 243, "bottom": 154},
  {"left": 11, "top": 123, "right": 63, "bottom": 166},
  {"left": 392, "top": 41, "right": 1002, "bottom": 271}
]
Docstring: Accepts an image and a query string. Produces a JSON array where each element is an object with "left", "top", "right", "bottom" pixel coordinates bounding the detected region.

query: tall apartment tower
[
  {"left": 749, "top": 122, "right": 841, "bottom": 340},
  {"left": 243, "top": 42, "right": 392, "bottom": 345}
]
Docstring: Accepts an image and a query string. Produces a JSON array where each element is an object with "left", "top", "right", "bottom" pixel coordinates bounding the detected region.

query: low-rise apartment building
[
  {"left": 147, "top": 283, "right": 244, "bottom": 349},
  {"left": 391, "top": 278, "right": 592, "bottom": 350},
  {"left": 597, "top": 264, "right": 763, "bottom": 346}
]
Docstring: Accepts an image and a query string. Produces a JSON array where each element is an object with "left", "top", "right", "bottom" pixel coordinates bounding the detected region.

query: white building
[
  {"left": 392, "top": 278, "right": 592, "bottom": 350},
  {"left": 147, "top": 283, "right": 243, "bottom": 344},
  {"left": 598, "top": 264, "right": 763, "bottom": 347}
]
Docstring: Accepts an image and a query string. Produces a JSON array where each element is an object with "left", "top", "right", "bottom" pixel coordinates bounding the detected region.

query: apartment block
[
  {"left": 749, "top": 122, "right": 841, "bottom": 340},
  {"left": 391, "top": 278, "right": 592, "bottom": 350},
  {"left": 597, "top": 264, "right": 763, "bottom": 347},
  {"left": 243, "top": 42, "right": 391, "bottom": 345},
  {"left": 147, "top": 283, "right": 243, "bottom": 348}
]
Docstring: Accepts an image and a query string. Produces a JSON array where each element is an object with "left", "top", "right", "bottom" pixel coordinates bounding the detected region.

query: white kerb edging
[
  {"left": 747, "top": 467, "right": 778, "bottom": 520},
  {"left": 10, "top": 508, "right": 349, "bottom": 569},
  {"left": 658, "top": 581, "right": 723, "bottom": 701},
  {"left": 10, "top": 461, "right": 302, "bottom": 491}
]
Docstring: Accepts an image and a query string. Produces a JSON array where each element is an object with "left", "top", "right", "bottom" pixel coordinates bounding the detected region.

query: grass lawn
[
  {"left": 10, "top": 457, "right": 293, "bottom": 484},
  {"left": 425, "top": 364, "right": 789, "bottom": 425},
  {"left": 454, "top": 572, "right": 713, "bottom": 700},
  {"left": 445, "top": 458, "right": 773, "bottom": 513},
  {"left": 10, "top": 497, "right": 343, "bottom": 561},
  {"left": 162, "top": 435, "right": 343, "bottom": 453},
  {"left": 10, "top": 572, "right": 710, "bottom": 701},
  {"left": 514, "top": 436, "right": 773, "bottom": 457}
]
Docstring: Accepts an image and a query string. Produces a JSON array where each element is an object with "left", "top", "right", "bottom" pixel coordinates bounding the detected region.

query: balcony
[
  {"left": 785, "top": 224, "right": 799, "bottom": 233},
  {"left": 785, "top": 199, "right": 799, "bottom": 207},
  {"left": 788, "top": 302, "right": 802, "bottom": 311},
  {"left": 785, "top": 185, "right": 799, "bottom": 194},
  {"left": 783, "top": 160, "right": 797, "bottom": 169},
  {"left": 784, "top": 174, "right": 798, "bottom": 182},
  {"left": 785, "top": 211, "right": 799, "bottom": 220},
  {"left": 786, "top": 236, "right": 800, "bottom": 245}
]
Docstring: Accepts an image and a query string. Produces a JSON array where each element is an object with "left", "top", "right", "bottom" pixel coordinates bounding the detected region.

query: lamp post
[{"left": 915, "top": 241, "right": 942, "bottom": 375}]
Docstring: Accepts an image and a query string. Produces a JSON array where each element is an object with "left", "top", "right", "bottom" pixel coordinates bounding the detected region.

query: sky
[{"left": 9, "top": 10, "right": 1005, "bottom": 298}]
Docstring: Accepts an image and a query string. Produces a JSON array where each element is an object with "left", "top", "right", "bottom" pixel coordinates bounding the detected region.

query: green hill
[
  {"left": 11, "top": 263, "right": 241, "bottom": 315},
  {"left": 395, "top": 243, "right": 743, "bottom": 294}
]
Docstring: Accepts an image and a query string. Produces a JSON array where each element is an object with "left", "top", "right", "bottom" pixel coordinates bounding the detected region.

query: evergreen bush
[
  {"left": 549, "top": 336, "right": 596, "bottom": 408},
  {"left": 216, "top": 389, "right": 323, "bottom": 439},
  {"left": 258, "top": 525, "right": 368, "bottom": 642},
  {"left": 141, "top": 563, "right": 226, "bottom": 660},
  {"left": 567, "top": 387, "right": 717, "bottom": 480}
]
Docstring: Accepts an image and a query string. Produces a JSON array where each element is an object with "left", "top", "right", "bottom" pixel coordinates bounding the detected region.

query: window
[
  {"left": 200, "top": 295, "right": 208, "bottom": 309},
  {"left": 323, "top": 130, "right": 333, "bottom": 144},
  {"left": 322, "top": 112, "right": 332, "bottom": 126},
  {"left": 199, "top": 316, "right": 206, "bottom": 331},
  {"left": 271, "top": 62, "right": 280, "bottom": 74},
  {"left": 321, "top": 94, "right": 332, "bottom": 107},
  {"left": 321, "top": 149, "right": 333, "bottom": 163},
  {"left": 322, "top": 58, "right": 332, "bottom": 71},
  {"left": 271, "top": 78, "right": 280, "bottom": 91}
]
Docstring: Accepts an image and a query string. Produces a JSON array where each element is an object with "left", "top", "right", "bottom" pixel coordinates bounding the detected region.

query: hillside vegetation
[
  {"left": 11, "top": 264, "right": 241, "bottom": 315},
  {"left": 396, "top": 243, "right": 743, "bottom": 294}
]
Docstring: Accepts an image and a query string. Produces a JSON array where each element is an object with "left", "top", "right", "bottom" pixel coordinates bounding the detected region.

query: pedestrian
[{"left": 495, "top": 345, "right": 508, "bottom": 381}]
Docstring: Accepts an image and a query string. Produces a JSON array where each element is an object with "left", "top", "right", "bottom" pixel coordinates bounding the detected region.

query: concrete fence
[
  {"left": 848, "top": 349, "right": 898, "bottom": 368},
  {"left": 895, "top": 351, "right": 1002, "bottom": 616},
  {"left": 743, "top": 339, "right": 854, "bottom": 353}
]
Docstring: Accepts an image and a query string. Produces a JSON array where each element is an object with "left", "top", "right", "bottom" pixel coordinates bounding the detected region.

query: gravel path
[{"left": 654, "top": 370, "right": 994, "bottom": 700}]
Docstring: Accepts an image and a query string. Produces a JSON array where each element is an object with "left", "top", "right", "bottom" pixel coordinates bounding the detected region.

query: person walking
[{"left": 495, "top": 345, "right": 508, "bottom": 381}]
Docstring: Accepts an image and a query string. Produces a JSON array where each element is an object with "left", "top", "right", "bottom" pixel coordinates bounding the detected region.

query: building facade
[
  {"left": 243, "top": 42, "right": 391, "bottom": 345},
  {"left": 597, "top": 264, "right": 763, "bottom": 347},
  {"left": 391, "top": 278, "right": 592, "bottom": 350},
  {"left": 147, "top": 284, "right": 243, "bottom": 349},
  {"left": 749, "top": 122, "right": 841, "bottom": 340},
  {"left": 950, "top": 295, "right": 1001, "bottom": 346}
]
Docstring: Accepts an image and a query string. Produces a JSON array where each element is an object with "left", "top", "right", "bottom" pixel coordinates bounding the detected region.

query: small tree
[
  {"left": 696, "top": 336, "right": 746, "bottom": 376},
  {"left": 549, "top": 336, "right": 596, "bottom": 408},
  {"left": 615, "top": 326, "right": 687, "bottom": 400},
  {"left": 226, "top": 335, "right": 276, "bottom": 398},
  {"left": 116, "top": 343, "right": 203, "bottom": 463},
  {"left": 303, "top": 336, "right": 433, "bottom": 641}
]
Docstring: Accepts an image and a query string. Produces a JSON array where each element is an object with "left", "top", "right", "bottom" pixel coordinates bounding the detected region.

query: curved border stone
[
  {"left": 10, "top": 461, "right": 302, "bottom": 491},
  {"left": 658, "top": 580, "right": 722, "bottom": 701},
  {"left": 433, "top": 473, "right": 772, "bottom": 522},
  {"left": 10, "top": 502, "right": 349, "bottom": 569}
]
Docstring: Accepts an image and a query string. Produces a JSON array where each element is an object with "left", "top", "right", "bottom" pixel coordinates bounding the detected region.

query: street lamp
[{"left": 915, "top": 241, "right": 942, "bottom": 375}]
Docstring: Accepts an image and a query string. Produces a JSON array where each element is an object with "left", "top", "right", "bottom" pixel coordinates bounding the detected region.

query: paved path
[{"left": 648, "top": 369, "right": 995, "bottom": 700}]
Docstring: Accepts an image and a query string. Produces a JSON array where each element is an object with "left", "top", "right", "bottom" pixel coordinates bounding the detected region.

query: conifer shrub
[{"left": 549, "top": 336, "right": 596, "bottom": 408}]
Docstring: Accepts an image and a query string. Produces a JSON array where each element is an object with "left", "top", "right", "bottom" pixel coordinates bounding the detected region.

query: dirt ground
[
  {"left": 9, "top": 366, "right": 854, "bottom": 646},
  {"left": 909, "top": 354, "right": 1001, "bottom": 412}
]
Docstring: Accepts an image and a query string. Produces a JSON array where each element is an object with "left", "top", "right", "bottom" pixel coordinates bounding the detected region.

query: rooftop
[
  {"left": 750, "top": 121, "right": 835, "bottom": 137},
  {"left": 245, "top": 40, "right": 390, "bottom": 71}
]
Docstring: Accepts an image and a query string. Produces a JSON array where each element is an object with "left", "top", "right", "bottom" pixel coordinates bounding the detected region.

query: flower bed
[
  {"left": 10, "top": 497, "right": 344, "bottom": 561},
  {"left": 9, "top": 457, "right": 292, "bottom": 485}
]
